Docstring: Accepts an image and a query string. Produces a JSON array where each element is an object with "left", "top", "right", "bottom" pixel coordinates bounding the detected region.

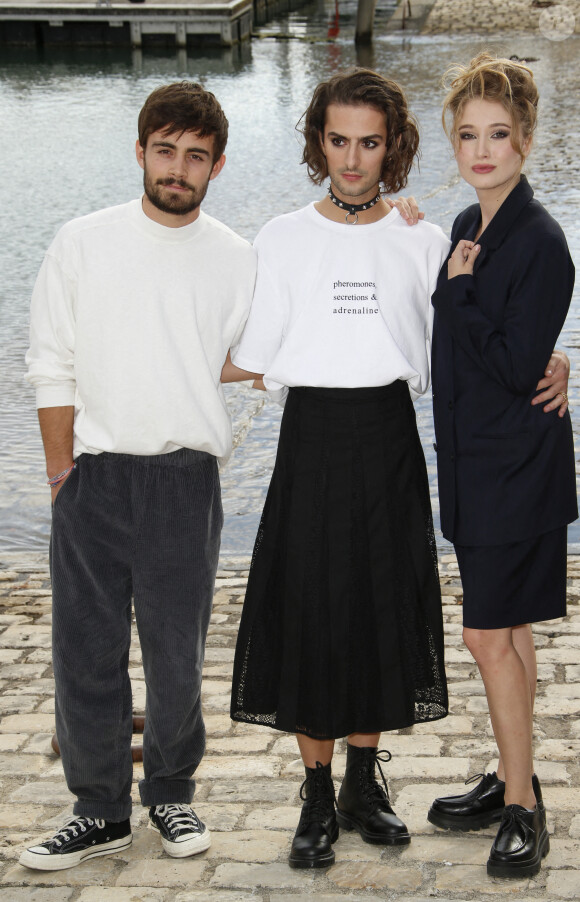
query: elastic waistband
[{"left": 83, "top": 448, "right": 213, "bottom": 467}]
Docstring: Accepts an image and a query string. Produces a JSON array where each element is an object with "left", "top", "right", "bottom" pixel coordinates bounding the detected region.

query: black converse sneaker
[
  {"left": 149, "top": 804, "right": 211, "bottom": 858},
  {"left": 19, "top": 816, "right": 132, "bottom": 871}
]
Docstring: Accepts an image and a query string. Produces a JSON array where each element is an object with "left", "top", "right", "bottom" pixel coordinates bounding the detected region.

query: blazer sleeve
[{"left": 431, "top": 231, "right": 575, "bottom": 395}]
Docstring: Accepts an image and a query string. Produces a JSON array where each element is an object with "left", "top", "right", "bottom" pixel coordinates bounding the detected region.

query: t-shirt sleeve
[
  {"left": 231, "top": 246, "right": 285, "bottom": 374},
  {"left": 406, "top": 226, "right": 450, "bottom": 401},
  {"left": 227, "top": 246, "right": 258, "bottom": 351},
  {"left": 427, "top": 227, "right": 452, "bottom": 343},
  {"left": 25, "top": 240, "right": 78, "bottom": 409}
]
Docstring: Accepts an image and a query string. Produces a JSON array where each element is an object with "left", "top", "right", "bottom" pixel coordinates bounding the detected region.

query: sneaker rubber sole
[
  {"left": 19, "top": 834, "right": 132, "bottom": 871},
  {"left": 148, "top": 820, "right": 211, "bottom": 858}
]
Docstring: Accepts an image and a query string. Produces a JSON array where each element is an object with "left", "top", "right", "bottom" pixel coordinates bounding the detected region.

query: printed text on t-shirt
[{"left": 332, "top": 280, "right": 378, "bottom": 314}]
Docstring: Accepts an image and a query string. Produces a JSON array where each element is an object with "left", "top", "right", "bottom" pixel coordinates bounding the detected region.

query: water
[{"left": 1, "top": 9, "right": 579, "bottom": 554}]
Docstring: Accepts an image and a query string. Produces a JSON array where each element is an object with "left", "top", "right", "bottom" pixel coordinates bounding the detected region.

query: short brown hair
[
  {"left": 138, "top": 81, "right": 228, "bottom": 162},
  {"left": 299, "top": 68, "right": 420, "bottom": 194},
  {"left": 442, "top": 52, "right": 538, "bottom": 159}
]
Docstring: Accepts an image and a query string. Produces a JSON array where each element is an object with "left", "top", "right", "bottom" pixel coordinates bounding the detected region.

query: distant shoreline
[{"left": 423, "top": 0, "right": 580, "bottom": 35}]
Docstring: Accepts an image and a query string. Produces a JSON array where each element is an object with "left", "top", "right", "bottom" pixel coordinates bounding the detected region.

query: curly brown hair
[
  {"left": 298, "top": 68, "right": 420, "bottom": 194},
  {"left": 442, "top": 52, "right": 538, "bottom": 160},
  {"left": 138, "top": 81, "right": 228, "bottom": 163}
]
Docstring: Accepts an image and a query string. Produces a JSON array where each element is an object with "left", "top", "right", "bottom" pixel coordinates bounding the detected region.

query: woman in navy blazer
[{"left": 427, "top": 54, "right": 577, "bottom": 878}]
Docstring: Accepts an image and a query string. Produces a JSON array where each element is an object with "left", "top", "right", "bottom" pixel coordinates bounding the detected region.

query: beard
[{"left": 143, "top": 170, "right": 210, "bottom": 217}]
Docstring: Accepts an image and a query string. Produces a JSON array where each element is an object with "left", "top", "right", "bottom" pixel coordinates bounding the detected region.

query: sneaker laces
[
  {"left": 358, "top": 749, "right": 393, "bottom": 807},
  {"left": 155, "top": 804, "right": 202, "bottom": 836},
  {"left": 50, "top": 817, "right": 105, "bottom": 847}
]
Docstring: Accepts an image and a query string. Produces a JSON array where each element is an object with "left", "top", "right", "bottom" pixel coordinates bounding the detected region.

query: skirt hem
[{"left": 230, "top": 707, "right": 450, "bottom": 741}]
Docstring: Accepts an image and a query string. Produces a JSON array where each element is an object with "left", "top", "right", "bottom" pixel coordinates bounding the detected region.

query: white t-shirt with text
[{"left": 233, "top": 203, "right": 449, "bottom": 402}]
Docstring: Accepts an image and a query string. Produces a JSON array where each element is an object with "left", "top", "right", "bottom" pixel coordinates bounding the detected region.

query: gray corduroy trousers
[{"left": 50, "top": 449, "right": 222, "bottom": 822}]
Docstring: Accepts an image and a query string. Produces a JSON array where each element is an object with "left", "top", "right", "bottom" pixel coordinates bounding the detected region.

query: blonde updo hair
[{"left": 442, "top": 52, "right": 538, "bottom": 160}]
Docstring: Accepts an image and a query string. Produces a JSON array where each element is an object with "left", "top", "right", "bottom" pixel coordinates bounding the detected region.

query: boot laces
[
  {"left": 299, "top": 762, "right": 335, "bottom": 825},
  {"left": 358, "top": 749, "right": 393, "bottom": 806}
]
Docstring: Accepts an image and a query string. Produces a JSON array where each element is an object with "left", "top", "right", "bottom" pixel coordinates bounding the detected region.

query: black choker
[{"left": 328, "top": 184, "right": 381, "bottom": 224}]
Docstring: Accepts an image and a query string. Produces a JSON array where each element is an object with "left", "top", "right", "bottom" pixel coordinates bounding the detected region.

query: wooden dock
[{"left": 0, "top": 0, "right": 257, "bottom": 46}]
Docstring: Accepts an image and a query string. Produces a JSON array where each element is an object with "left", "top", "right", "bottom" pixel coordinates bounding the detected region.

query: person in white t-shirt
[
  {"left": 21, "top": 81, "right": 256, "bottom": 872},
  {"left": 222, "top": 68, "right": 450, "bottom": 869}
]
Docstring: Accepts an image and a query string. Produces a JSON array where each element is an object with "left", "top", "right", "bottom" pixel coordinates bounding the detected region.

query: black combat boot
[
  {"left": 336, "top": 746, "right": 410, "bottom": 845},
  {"left": 288, "top": 761, "right": 339, "bottom": 869}
]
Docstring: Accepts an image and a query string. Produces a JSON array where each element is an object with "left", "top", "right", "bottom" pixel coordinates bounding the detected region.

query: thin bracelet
[{"left": 47, "top": 463, "right": 77, "bottom": 487}]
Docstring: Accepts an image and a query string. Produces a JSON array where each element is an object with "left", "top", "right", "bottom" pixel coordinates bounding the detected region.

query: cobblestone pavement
[{"left": 0, "top": 550, "right": 579, "bottom": 901}]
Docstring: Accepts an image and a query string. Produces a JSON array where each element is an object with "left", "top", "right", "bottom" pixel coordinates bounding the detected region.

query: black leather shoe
[
  {"left": 336, "top": 746, "right": 410, "bottom": 845},
  {"left": 487, "top": 804, "right": 549, "bottom": 878},
  {"left": 428, "top": 772, "right": 545, "bottom": 831},
  {"left": 288, "top": 761, "right": 339, "bottom": 869},
  {"left": 428, "top": 772, "right": 505, "bottom": 830}
]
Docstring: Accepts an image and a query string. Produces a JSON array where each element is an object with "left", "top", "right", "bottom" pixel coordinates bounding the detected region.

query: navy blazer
[{"left": 431, "top": 176, "right": 577, "bottom": 546}]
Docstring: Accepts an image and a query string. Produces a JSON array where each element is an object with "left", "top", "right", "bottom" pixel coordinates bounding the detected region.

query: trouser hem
[
  {"left": 73, "top": 799, "right": 132, "bottom": 822},
  {"left": 139, "top": 778, "right": 196, "bottom": 807}
]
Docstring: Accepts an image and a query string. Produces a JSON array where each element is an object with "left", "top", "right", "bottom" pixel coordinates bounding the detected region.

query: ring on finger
[{"left": 559, "top": 392, "right": 568, "bottom": 402}]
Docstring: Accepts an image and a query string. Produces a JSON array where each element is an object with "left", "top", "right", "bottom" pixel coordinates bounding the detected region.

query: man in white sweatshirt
[{"left": 21, "top": 81, "right": 256, "bottom": 871}]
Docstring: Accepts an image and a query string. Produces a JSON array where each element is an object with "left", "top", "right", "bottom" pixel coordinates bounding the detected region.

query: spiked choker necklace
[{"left": 328, "top": 184, "right": 381, "bottom": 224}]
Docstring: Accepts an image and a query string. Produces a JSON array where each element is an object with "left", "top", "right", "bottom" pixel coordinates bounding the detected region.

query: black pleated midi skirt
[{"left": 230, "top": 383, "right": 448, "bottom": 740}]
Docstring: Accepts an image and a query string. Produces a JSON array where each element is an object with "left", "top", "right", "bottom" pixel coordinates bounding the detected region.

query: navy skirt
[
  {"left": 230, "top": 383, "right": 448, "bottom": 740},
  {"left": 455, "top": 526, "right": 568, "bottom": 629}
]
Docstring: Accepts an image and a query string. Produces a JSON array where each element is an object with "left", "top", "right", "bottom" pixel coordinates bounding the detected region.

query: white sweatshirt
[
  {"left": 26, "top": 199, "right": 257, "bottom": 463},
  {"left": 233, "top": 204, "right": 450, "bottom": 403}
]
